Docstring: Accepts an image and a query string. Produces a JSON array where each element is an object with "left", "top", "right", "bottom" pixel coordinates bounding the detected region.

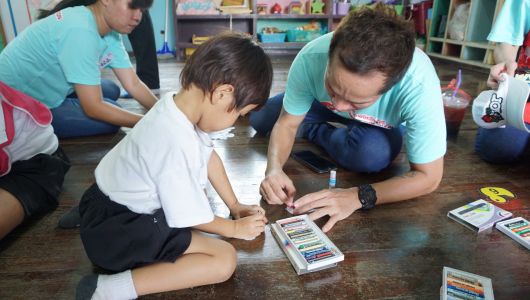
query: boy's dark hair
[
  {"left": 329, "top": 4, "right": 415, "bottom": 93},
  {"left": 38, "top": 0, "right": 153, "bottom": 19},
  {"left": 180, "top": 32, "right": 273, "bottom": 112}
]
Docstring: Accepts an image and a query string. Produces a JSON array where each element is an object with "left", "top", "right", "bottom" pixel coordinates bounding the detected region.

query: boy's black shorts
[
  {"left": 79, "top": 183, "right": 192, "bottom": 272},
  {"left": 0, "top": 147, "right": 70, "bottom": 219}
]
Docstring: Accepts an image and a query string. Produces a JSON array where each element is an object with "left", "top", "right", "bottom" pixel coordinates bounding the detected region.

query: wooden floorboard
[{"left": 1, "top": 58, "right": 529, "bottom": 299}]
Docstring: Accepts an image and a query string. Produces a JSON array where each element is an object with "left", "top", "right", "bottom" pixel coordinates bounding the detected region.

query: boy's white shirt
[{"left": 95, "top": 92, "right": 215, "bottom": 228}]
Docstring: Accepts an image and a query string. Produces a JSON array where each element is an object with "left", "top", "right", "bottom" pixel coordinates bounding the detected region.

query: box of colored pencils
[{"left": 270, "top": 215, "right": 344, "bottom": 275}]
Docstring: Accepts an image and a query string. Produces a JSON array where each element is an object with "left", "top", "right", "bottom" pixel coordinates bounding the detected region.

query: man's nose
[{"left": 333, "top": 98, "right": 352, "bottom": 111}]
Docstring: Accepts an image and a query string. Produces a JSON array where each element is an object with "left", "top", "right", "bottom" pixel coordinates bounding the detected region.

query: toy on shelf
[
  {"left": 287, "top": 20, "right": 324, "bottom": 42},
  {"left": 311, "top": 0, "right": 325, "bottom": 14},
  {"left": 296, "top": 20, "right": 321, "bottom": 31},
  {"left": 176, "top": 0, "right": 219, "bottom": 15},
  {"left": 219, "top": 0, "right": 252, "bottom": 14},
  {"left": 335, "top": 0, "right": 350, "bottom": 15},
  {"left": 257, "top": 3, "right": 268, "bottom": 14},
  {"left": 185, "top": 35, "right": 211, "bottom": 58},
  {"left": 271, "top": 3, "right": 282, "bottom": 14},
  {"left": 259, "top": 27, "right": 286, "bottom": 43},
  {"left": 288, "top": 1, "right": 303, "bottom": 14}
]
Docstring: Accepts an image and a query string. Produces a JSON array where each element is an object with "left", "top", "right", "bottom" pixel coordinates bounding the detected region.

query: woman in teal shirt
[{"left": 0, "top": 0, "right": 157, "bottom": 138}]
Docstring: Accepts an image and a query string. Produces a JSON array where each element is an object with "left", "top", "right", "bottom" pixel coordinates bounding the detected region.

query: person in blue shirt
[
  {"left": 475, "top": 0, "right": 530, "bottom": 163},
  {"left": 250, "top": 5, "right": 446, "bottom": 232},
  {"left": 0, "top": 0, "right": 157, "bottom": 138}
]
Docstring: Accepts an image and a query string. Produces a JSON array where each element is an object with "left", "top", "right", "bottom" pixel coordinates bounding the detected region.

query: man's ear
[{"left": 211, "top": 84, "right": 235, "bottom": 105}]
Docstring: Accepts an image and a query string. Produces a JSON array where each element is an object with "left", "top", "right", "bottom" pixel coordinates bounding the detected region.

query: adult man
[{"left": 250, "top": 5, "right": 446, "bottom": 232}]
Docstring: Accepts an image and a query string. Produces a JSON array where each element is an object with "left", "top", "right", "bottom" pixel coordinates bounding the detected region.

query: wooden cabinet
[
  {"left": 426, "top": 0, "right": 505, "bottom": 69},
  {"left": 173, "top": 0, "right": 350, "bottom": 60}
]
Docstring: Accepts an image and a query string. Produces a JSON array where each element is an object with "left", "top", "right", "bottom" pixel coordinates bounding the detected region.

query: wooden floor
[{"left": 1, "top": 58, "right": 529, "bottom": 299}]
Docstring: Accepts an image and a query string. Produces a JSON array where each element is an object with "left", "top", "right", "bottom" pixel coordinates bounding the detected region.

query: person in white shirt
[
  {"left": 0, "top": 82, "right": 70, "bottom": 240},
  {"left": 75, "top": 33, "right": 273, "bottom": 300}
]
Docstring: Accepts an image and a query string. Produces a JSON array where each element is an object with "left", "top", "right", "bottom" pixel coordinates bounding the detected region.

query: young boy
[
  {"left": 76, "top": 33, "right": 273, "bottom": 299},
  {"left": 0, "top": 81, "right": 70, "bottom": 240}
]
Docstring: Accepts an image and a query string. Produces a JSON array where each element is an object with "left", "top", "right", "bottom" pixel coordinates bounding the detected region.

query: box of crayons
[
  {"left": 270, "top": 214, "right": 344, "bottom": 275},
  {"left": 442, "top": 267, "right": 494, "bottom": 300}
]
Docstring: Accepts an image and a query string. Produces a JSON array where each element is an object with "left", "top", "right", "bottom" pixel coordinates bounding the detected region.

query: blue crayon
[
  {"left": 305, "top": 250, "right": 333, "bottom": 260},
  {"left": 307, "top": 252, "right": 335, "bottom": 263},
  {"left": 302, "top": 247, "right": 330, "bottom": 257}
]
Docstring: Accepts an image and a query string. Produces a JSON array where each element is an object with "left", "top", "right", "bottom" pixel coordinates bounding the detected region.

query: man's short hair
[
  {"left": 329, "top": 4, "right": 416, "bottom": 93},
  {"left": 180, "top": 32, "right": 273, "bottom": 112}
]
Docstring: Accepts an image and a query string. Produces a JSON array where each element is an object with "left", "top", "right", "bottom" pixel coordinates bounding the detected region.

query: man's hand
[
  {"left": 230, "top": 203, "right": 267, "bottom": 221},
  {"left": 259, "top": 169, "right": 296, "bottom": 206},
  {"left": 487, "top": 61, "right": 518, "bottom": 89},
  {"left": 232, "top": 214, "right": 267, "bottom": 240},
  {"left": 293, "top": 188, "right": 362, "bottom": 232}
]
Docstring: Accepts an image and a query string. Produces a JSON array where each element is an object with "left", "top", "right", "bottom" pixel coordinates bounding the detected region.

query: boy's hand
[
  {"left": 232, "top": 214, "right": 267, "bottom": 240},
  {"left": 230, "top": 203, "right": 266, "bottom": 220}
]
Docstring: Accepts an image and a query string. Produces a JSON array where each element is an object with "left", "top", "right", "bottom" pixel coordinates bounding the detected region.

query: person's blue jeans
[
  {"left": 51, "top": 79, "right": 121, "bottom": 138},
  {"left": 475, "top": 125, "right": 530, "bottom": 163},
  {"left": 250, "top": 93, "right": 403, "bottom": 173}
]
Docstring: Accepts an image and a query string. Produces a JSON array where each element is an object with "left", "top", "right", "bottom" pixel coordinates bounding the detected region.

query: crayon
[
  {"left": 294, "top": 236, "right": 320, "bottom": 245},
  {"left": 286, "top": 228, "right": 312, "bottom": 236},
  {"left": 284, "top": 224, "right": 309, "bottom": 233},
  {"left": 302, "top": 247, "right": 329, "bottom": 257},
  {"left": 280, "top": 218, "right": 304, "bottom": 227},
  {"left": 306, "top": 252, "right": 335, "bottom": 264},
  {"left": 281, "top": 221, "right": 307, "bottom": 229},
  {"left": 290, "top": 233, "right": 318, "bottom": 243},
  {"left": 298, "top": 241, "right": 325, "bottom": 250},
  {"left": 288, "top": 231, "right": 315, "bottom": 239},
  {"left": 306, "top": 251, "right": 333, "bottom": 261}
]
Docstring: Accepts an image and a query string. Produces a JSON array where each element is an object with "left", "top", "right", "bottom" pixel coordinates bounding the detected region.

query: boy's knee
[{"left": 214, "top": 241, "right": 237, "bottom": 282}]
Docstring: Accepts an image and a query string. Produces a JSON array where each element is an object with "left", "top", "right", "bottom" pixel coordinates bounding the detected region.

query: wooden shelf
[
  {"left": 173, "top": 1, "right": 407, "bottom": 60},
  {"left": 258, "top": 14, "right": 329, "bottom": 19},
  {"left": 428, "top": 52, "right": 492, "bottom": 69},
  {"left": 429, "top": 37, "right": 445, "bottom": 42},
  {"left": 426, "top": 0, "right": 504, "bottom": 69},
  {"left": 466, "top": 41, "right": 493, "bottom": 49},
  {"left": 260, "top": 42, "right": 307, "bottom": 49},
  {"left": 176, "top": 14, "right": 254, "bottom": 20}
]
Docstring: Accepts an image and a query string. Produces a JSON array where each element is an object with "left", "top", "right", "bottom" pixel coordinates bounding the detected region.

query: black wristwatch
[{"left": 357, "top": 184, "right": 377, "bottom": 210}]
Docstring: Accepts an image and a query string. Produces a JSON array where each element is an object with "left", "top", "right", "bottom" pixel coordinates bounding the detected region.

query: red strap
[
  {"left": 0, "top": 81, "right": 52, "bottom": 126},
  {"left": 0, "top": 102, "right": 14, "bottom": 176}
]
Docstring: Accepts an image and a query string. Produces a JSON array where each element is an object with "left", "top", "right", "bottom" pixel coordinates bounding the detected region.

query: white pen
[{"left": 328, "top": 170, "right": 336, "bottom": 189}]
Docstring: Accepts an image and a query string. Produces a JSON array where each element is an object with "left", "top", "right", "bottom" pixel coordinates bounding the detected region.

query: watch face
[{"left": 358, "top": 184, "right": 376, "bottom": 210}]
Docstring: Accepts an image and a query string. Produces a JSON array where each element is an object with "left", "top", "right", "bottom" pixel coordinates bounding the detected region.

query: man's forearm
[
  {"left": 265, "top": 120, "right": 297, "bottom": 174},
  {"left": 130, "top": 82, "right": 157, "bottom": 109},
  {"left": 366, "top": 158, "right": 444, "bottom": 205},
  {"left": 494, "top": 43, "right": 519, "bottom": 64}
]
